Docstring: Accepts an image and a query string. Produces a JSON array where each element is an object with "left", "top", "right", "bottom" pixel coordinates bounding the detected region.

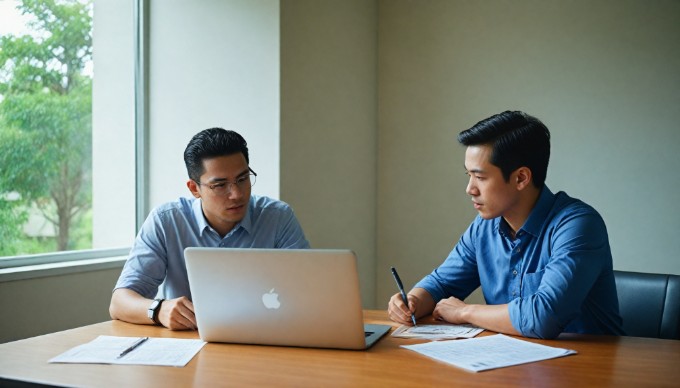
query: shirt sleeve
[
  {"left": 414, "top": 221, "right": 481, "bottom": 302},
  {"left": 508, "top": 207, "right": 611, "bottom": 339},
  {"left": 113, "top": 209, "right": 169, "bottom": 298}
]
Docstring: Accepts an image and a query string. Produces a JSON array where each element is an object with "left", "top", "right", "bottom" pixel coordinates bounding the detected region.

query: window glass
[{"left": 0, "top": 0, "right": 134, "bottom": 261}]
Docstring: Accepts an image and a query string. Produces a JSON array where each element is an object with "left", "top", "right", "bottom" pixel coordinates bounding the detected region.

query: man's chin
[
  {"left": 223, "top": 206, "right": 247, "bottom": 219},
  {"left": 477, "top": 211, "right": 496, "bottom": 220}
]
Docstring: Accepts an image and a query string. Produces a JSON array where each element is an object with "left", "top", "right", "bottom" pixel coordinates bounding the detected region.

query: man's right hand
[
  {"left": 387, "top": 287, "right": 436, "bottom": 325},
  {"left": 387, "top": 292, "right": 419, "bottom": 325},
  {"left": 157, "top": 296, "right": 196, "bottom": 330}
]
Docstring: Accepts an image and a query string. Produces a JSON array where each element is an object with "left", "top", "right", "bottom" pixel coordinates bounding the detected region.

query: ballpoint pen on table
[
  {"left": 117, "top": 337, "right": 149, "bottom": 358},
  {"left": 390, "top": 267, "right": 417, "bottom": 326}
]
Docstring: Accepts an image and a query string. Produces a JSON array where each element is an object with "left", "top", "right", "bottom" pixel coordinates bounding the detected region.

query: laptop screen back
[{"left": 184, "top": 248, "right": 372, "bottom": 350}]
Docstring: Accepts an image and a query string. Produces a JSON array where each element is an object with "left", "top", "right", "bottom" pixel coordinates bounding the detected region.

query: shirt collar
[
  {"left": 192, "top": 198, "right": 210, "bottom": 236},
  {"left": 495, "top": 185, "right": 555, "bottom": 239},
  {"left": 237, "top": 197, "right": 254, "bottom": 235},
  {"left": 520, "top": 185, "right": 555, "bottom": 237}
]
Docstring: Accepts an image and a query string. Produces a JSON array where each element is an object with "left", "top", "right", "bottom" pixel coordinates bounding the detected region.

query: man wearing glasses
[{"left": 110, "top": 128, "right": 309, "bottom": 330}]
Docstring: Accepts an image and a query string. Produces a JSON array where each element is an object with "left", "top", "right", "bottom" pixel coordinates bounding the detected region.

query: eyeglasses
[{"left": 197, "top": 168, "right": 257, "bottom": 196}]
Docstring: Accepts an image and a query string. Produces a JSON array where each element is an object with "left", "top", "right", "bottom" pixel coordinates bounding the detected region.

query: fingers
[
  {"left": 160, "top": 297, "right": 197, "bottom": 331},
  {"left": 432, "top": 304, "right": 443, "bottom": 321},
  {"left": 387, "top": 293, "right": 416, "bottom": 325},
  {"left": 433, "top": 297, "right": 465, "bottom": 324}
]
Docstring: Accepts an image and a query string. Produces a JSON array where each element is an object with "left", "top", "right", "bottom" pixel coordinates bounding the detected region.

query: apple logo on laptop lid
[{"left": 262, "top": 288, "right": 281, "bottom": 309}]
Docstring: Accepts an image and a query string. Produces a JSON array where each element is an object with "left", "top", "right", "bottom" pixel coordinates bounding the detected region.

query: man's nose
[
  {"left": 466, "top": 178, "right": 477, "bottom": 196},
  {"left": 227, "top": 183, "right": 244, "bottom": 199}
]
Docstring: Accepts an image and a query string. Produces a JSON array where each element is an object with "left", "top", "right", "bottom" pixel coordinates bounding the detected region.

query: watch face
[{"left": 148, "top": 300, "right": 160, "bottom": 319}]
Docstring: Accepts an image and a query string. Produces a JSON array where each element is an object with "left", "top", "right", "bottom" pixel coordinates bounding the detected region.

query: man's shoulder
[
  {"left": 150, "top": 197, "right": 198, "bottom": 219},
  {"left": 249, "top": 195, "right": 293, "bottom": 213},
  {"left": 541, "top": 191, "right": 610, "bottom": 242},
  {"left": 552, "top": 191, "right": 602, "bottom": 219}
]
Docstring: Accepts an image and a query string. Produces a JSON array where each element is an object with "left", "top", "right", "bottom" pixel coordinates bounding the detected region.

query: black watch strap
[{"left": 148, "top": 298, "right": 164, "bottom": 325}]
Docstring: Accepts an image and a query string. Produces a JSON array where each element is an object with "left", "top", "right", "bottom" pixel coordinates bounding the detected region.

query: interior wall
[
  {"left": 0, "top": 268, "right": 121, "bottom": 343},
  {"left": 376, "top": 0, "right": 680, "bottom": 307},
  {"left": 148, "top": 0, "right": 280, "bottom": 205},
  {"left": 280, "top": 0, "right": 379, "bottom": 307}
]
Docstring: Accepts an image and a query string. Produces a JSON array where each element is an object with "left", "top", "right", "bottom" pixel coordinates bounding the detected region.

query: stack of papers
[
  {"left": 392, "top": 324, "right": 483, "bottom": 340},
  {"left": 49, "top": 336, "right": 206, "bottom": 367},
  {"left": 402, "top": 334, "right": 576, "bottom": 372}
]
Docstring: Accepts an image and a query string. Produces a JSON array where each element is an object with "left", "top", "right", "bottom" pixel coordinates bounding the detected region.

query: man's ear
[
  {"left": 515, "top": 167, "right": 533, "bottom": 191},
  {"left": 187, "top": 179, "right": 201, "bottom": 198}
]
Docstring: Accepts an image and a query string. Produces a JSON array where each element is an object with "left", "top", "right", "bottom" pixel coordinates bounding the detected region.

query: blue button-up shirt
[
  {"left": 114, "top": 195, "right": 309, "bottom": 300},
  {"left": 415, "top": 186, "right": 624, "bottom": 339}
]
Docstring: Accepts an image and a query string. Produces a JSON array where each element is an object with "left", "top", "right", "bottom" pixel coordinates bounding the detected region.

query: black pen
[
  {"left": 390, "top": 267, "right": 417, "bottom": 326},
  {"left": 117, "top": 337, "right": 149, "bottom": 358}
]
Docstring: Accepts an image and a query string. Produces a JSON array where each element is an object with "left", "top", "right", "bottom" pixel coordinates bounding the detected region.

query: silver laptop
[{"left": 184, "top": 247, "right": 391, "bottom": 350}]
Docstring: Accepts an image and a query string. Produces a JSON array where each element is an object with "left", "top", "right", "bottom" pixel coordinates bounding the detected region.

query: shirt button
[
  {"left": 516, "top": 247, "right": 521, "bottom": 253},
  {"left": 512, "top": 270, "right": 518, "bottom": 276},
  {"left": 512, "top": 291, "right": 516, "bottom": 296}
]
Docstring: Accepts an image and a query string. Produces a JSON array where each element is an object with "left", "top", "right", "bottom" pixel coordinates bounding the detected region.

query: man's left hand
[{"left": 432, "top": 296, "right": 468, "bottom": 324}]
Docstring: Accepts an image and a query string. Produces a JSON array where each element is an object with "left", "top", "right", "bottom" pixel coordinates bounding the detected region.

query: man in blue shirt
[
  {"left": 110, "top": 128, "right": 309, "bottom": 330},
  {"left": 387, "top": 111, "right": 624, "bottom": 339}
]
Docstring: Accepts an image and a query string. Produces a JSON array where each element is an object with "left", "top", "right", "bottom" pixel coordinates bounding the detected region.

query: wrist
[
  {"left": 147, "top": 298, "right": 164, "bottom": 325},
  {"left": 460, "top": 303, "right": 476, "bottom": 323}
]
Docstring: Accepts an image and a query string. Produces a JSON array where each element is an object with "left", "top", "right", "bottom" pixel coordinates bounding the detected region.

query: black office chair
[{"left": 613, "top": 270, "right": 680, "bottom": 340}]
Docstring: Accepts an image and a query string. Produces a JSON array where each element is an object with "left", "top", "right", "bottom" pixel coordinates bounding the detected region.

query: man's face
[
  {"left": 188, "top": 153, "right": 251, "bottom": 234},
  {"left": 464, "top": 145, "right": 520, "bottom": 220}
]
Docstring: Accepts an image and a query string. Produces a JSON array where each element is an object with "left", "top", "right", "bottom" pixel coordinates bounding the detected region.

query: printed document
[
  {"left": 392, "top": 324, "right": 483, "bottom": 340},
  {"left": 402, "top": 334, "right": 576, "bottom": 372},
  {"left": 49, "top": 335, "right": 206, "bottom": 367}
]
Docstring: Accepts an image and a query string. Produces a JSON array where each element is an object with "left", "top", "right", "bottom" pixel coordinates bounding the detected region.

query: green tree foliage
[{"left": 0, "top": 0, "right": 92, "bottom": 253}]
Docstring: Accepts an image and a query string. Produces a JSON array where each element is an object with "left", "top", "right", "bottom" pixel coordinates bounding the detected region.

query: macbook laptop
[{"left": 184, "top": 247, "right": 391, "bottom": 350}]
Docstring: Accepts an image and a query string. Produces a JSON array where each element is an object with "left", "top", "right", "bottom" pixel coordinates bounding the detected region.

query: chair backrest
[{"left": 613, "top": 270, "right": 680, "bottom": 340}]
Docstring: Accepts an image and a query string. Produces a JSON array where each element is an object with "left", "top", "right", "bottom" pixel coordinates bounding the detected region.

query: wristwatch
[{"left": 147, "top": 298, "right": 164, "bottom": 325}]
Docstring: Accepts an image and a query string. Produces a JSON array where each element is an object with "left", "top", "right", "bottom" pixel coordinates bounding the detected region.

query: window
[{"left": 0, "top": 0, "right": 136, "bottom": 267}]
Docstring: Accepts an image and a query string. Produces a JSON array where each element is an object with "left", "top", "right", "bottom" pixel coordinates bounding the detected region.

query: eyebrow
[
  {"left": 464, "top": 165, "right": 485, "bottom": 174},
  {"left": 205, "top": 168, "right": 250, "bottom": 183}
]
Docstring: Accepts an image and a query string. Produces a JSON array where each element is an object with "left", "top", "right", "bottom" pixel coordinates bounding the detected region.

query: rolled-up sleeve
[
  {"left": 508, "top": 209, "right": 610, "bottom": 339},
  {"left": 114, "top": 210, "right": 168, "bottom": 299}
]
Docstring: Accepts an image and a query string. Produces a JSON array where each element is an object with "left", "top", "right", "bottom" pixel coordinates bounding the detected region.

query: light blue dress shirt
[
  {"left": 114, "top": 195, "right": 309, "bottom": 300},
  {"left": 415, "top": 186, "right": 625, "bottom": 339}
]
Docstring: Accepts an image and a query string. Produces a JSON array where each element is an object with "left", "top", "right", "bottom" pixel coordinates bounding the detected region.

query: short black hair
[
  {"left": 458, "top": 111, "right": 551, "bottom": 188},
  {"left": 183, "top": 128, "right": 249, "bottom": 182}
]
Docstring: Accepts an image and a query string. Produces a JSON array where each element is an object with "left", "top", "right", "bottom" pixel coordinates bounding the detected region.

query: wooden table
[{"left": 1, "top": 310, "right": 679, "bottom": 387}]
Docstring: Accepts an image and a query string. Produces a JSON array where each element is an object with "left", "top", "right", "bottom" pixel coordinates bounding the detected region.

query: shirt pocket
[{"left": 521, "top": 269, "right": 545, "bottom": 297}]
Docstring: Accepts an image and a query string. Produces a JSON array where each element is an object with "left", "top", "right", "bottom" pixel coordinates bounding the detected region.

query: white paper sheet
[
  {"left": 49, "top": 335, "right": 206, "bottom": 367},
  {"left": 392, "top": 324, "right": 484, "bottom": 340},
  {"left": 402, "top": 334, "right": 576, "bottom": 372}
]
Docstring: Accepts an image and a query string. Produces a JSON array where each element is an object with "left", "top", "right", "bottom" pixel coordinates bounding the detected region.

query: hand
[
  {"left": 432, "top": 296, "right": 467, "bottom": 324},
  {"left": 387, "top": 292, "right": 419, "bottom": 325},
  {"left": 157, "top": 296, "right": 197, "bottom": 330}
]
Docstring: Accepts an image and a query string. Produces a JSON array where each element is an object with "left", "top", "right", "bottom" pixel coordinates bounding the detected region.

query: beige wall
[
  {"left": 375, "top": 0, "right": 680, "bottom": 306},
  {"left": 280, "top": 0, "right": 378, "bottom": 307}
]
